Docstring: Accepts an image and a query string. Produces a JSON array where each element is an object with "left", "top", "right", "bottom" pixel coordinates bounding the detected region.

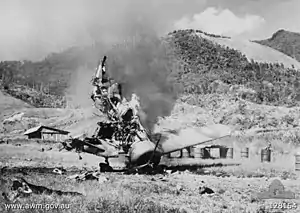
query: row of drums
[
  {"left": 167, "top": 147, "right": 272, "bottom": 162},
  {"left": 167, "top": 147, "right": 300, "bottom": 172}
]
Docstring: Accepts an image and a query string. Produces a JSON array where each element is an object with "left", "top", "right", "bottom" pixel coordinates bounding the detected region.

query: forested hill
[
  {"left": 192, "top": 29, "right": 300, "bottom": 69},
  {"left": 167, "top": 29, "right": 300, "bottom": 106},
  {"left": 0, "top": 43, "right": 107, "bottom": 108},
  {"left": 1, "top": 29, "right": 300, "bottom": 108},
  {"left": 254, "top": 29, "right": 300, "bottom": 63}
]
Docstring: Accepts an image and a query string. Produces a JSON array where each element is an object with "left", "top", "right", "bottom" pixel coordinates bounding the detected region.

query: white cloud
[
  {"left": 174, "top": 7, "right": 265, "bottom": 37},
  {"left": 0, "top": 0, "right": 207, "bottom": 61}
]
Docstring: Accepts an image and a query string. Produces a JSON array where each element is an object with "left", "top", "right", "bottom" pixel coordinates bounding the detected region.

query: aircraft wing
[
  {"left": 160, "top": 124, "right": 232, "bottom": 154},
  {"left": 81, "top": 139, "right": 119, "bottom": 158},
  {"left": 81, "top": 140, "right": 106, "bottom": 152}
]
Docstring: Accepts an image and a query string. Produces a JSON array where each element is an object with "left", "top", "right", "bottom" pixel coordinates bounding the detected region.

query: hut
[{"left": 24, "top": 125, "right": 69, "bottom": 141}]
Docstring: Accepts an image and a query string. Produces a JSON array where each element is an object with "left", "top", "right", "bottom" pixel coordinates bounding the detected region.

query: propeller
[
  {"left": 130, "top": 133, "right": 162, "bottom": 171},
  {"left": 147, "top": 133, "right": 162, "bottom": 165}
]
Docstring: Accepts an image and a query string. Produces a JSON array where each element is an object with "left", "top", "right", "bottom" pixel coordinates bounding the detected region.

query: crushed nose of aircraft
[{"left": 129, "top": 139, "right": 162, "bottom": 166}]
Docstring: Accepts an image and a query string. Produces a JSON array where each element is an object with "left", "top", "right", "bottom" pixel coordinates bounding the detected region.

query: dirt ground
[{"left": 1, "top": 142, "right": 300, "bottom": 213}]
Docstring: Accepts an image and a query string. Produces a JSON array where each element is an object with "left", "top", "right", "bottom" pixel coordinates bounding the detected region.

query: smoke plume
[
  {"left": 106, "top": 22, "right": 178, "bottom": 131},
  {"left": 59, "top": 0, "right": 194, "bottom": 130},
  {"left": 0, "top": 0, "right": 206, "bottom": 61},
  {"left": 2, "top": 0, "right": 207, "bottom": 130}
]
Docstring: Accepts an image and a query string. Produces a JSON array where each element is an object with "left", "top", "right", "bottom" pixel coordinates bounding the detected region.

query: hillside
[
  {"left": 255, "top": 29, "right": 300, "bottom": 63},
  {"left": 195, "top": 30, "right": 300, "bottom": 69},
  {"left": 0, "top": 81, "right": 100, "bottom": 137},
  {"left": 1, "top": 29, "right": 300, "bottom": 108},
  {"left": 0, "top": 89, "right": 32, "bottom": 134},
  {"left": 0, "top": 90, "right": 32, "bottom": 120},
  {"left": 0, "top": 93, "right": 102, "bottom": 137},
  {"left": 0, "top": 43, "right": 108, "bottom": 108},
  {"left": 168, "top": 29, "right": 300, "bottom": 106},
  {"left": 3, "top": 29, "right": 300, "bottom": 138}
]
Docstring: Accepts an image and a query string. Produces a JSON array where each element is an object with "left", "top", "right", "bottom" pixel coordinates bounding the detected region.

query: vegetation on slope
[
  {"left": 254, "top": 29, "right": 300, "bottom": 63},
  {"left": 167, "top": 29, "right": 300, "bottom": 106},
  {"left": 1, "top": 29, "right": 300, "bottom": 108},
  {"left": 0, "top": 61, "right": 67, "bottom": 108},
  {"left": 1, "top": 83, "right": 66, "bottom": 108},
  {"left": 0, "top": 43, "right": 107, "bottom": 108}
]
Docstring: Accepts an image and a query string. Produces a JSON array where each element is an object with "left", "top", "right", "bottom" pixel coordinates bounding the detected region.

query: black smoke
[{"left": 106, "top": 22, "right": 178, "bottom": 131}]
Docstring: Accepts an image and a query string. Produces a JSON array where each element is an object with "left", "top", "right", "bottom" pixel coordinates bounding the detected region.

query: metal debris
[
  {"left": 5, "top": 177, "right": 83, "bottom": 201},
  {"left": 58, "top": 55, "right": 232, "bottom": 171},
  {"left": 53, "top": 168, "right": 65, "bottom": 175},
  {"left": 150, "top": 176, "right": 168, "bottom": 182},
  {"left": 67, "top": 170, "right": 108, "bottom": 183},
  {"left": 199, "top": 186, "right": 215, "bottom": 195},
  {"left": 59, "top": 55, "right": 161, "bottom": 170},
  {"left": 159, "top": 176, "right": 168, "bottom": 181},
  {"left": 176, "top": 184, "right": 184, "bottom": 195}
]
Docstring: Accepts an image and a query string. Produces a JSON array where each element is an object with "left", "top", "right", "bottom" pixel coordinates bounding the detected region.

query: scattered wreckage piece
[
  {"left": 67, "top": 171, "right": 109, "bottom": 184},
  {"left": 198, "top": 181, "right": 215, "bottom": 195},
  {"left": 150, "top": 176, "right": 168, "bottom": 182},
  {"left": 52, "top": 168, "right": 66, "bottom": 175},
  {"left": 2, "top": 177, "right": 83, "bottom": 202},
  {"left": 199, "top": 186, "right": 215, "bottom": 195}
]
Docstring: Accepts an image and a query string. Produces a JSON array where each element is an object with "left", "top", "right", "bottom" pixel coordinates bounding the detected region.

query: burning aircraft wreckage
[{"left": 61, "top": 56, "right": 233, "bottom": 172}]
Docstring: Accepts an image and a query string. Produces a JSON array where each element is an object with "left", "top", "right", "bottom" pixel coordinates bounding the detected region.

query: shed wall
[{"left": 28, "top": 131, "right": 42, "bottom": 139}]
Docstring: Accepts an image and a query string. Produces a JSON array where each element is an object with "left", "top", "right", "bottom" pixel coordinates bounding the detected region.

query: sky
[{"left": 0, "top": 0, "right": 299, "bottom": 61}]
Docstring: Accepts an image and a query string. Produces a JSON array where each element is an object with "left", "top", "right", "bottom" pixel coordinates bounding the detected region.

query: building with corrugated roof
[{"left": 24, "top": 125, "right": 69, "bottom": 141}]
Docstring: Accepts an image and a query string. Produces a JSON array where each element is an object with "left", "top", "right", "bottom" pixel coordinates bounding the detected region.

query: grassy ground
[
  {"left": 1, "top": 141, "right": 300, "bottom": 213},
  {"left": 1, "top": 168, "right": 300, "bottom": 213}
]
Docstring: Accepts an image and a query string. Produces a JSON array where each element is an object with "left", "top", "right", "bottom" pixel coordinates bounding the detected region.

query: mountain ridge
[
  {"left": 1, "top": 28, "right": 300, "bottom": 109},
  {"left": 195, "top": 31, "right": 300, "bottom": 70},
  {"left": 254, "top": 29, "right": 300, "bottom": 63},
  {"left": 2, "top": 29, "right": 300, "bottom": 137}
]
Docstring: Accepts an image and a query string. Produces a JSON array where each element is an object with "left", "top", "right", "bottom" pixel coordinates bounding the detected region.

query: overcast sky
[{"left": 0, "top": 0, "right": 299, "bottom": 61}]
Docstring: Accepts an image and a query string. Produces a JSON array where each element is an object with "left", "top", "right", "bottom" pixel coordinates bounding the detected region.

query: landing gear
[
  {"left": 99, "top": 157, "right": 113, "bottom": 172},
  {"left": 124, "top": 157, "right": 161, "bottom": 175},
  {"left": 124, "top": 163, "right": 157, "bottom": 175},
  {"left": 105, "top": 157, "right": 109, "bottom": 165}
]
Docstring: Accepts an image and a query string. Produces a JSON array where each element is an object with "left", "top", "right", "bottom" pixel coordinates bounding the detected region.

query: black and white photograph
[{"left": 0, "top": 0, "right": 300, "bottom": 212}]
